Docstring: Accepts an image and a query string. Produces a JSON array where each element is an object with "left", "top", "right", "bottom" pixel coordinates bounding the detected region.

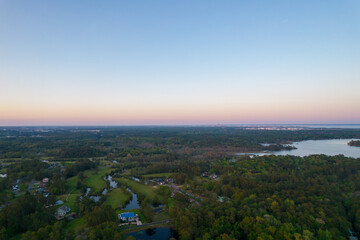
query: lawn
[
  {"left": 66, "top": 217, "right": 86, "bottom": 234},
  {"left": 67, "top": 175, "right": 80, "bottom": 193},
  {"left": 114, "top": 177, "right": 161, "bottom": 202},
  {"left": 142, "top": 173, "right": 173, "bottom": 178},
  {"left": 58, "top": 192, "right": 82, "bottom": 211},
  {"left": 84, "top": 167, "right": 112, "bottom": 192},
  {"left": 153, "top": 211, "right": 170, "bottom": 222},
  {"left": 104, "top": 188, "right": 131, "bottom": 209}
]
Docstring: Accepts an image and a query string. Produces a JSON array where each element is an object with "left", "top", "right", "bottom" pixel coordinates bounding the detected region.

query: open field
[
  {"left": 84, "top": 167, "right": 112, "bottom": 192},
  {"left": 67, "top": 175, "right": 80, "bottom": 193},
  {"left": 115, "top": 177, "right": 160, "bottom": 202},
  {"left": 153, "top": 210, "right": 170, "bottom": 222},
  {"left": 104, "top": 188, "right": 131, "bottom": 209},
  {"left": 142, "top": 173, "right": 173, "bottom": 178},
  {"left": 66, "top": 217, "right": 86, "bottom": 233},
  {"left": 58, "top": 192, "right": 82, "bottom": 210}
]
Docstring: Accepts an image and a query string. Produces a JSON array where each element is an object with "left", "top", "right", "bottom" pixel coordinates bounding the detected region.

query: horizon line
[{"left": 1, "top": 123, "right": 360, "bottom": 128}]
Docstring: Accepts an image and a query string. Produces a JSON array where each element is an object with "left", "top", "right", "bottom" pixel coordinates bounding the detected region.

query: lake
[
  {"left": 238, "top": 139, "right": 360, "bottom": 158},
  {"left": 125, "top": 228, "right": 177, "bottom": 240}
]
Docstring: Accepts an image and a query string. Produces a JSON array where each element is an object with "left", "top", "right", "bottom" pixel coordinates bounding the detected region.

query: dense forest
[{"left": 170, "top": 155, "right": 360, "bottom": 239}]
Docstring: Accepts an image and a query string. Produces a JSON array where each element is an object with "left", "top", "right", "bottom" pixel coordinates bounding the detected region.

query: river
[{"left": 123, "top": 187, "right": 140, "bottom": 210}]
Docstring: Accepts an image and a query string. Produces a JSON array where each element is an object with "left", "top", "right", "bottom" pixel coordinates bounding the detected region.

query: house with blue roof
[{"left": 119, "top": 212, "right": 137, "bottom": 222}]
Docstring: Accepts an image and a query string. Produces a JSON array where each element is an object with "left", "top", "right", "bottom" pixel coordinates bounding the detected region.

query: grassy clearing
[
  {"left": 67, "top": 175, "right": 80, "bottom": 193},
  {"left": 84, "top": 167, "right": 112, "bottom": 192},
  {"left": 66, "top": 217, "right": 86, "bottom": 233},
  {"left": 67, "top": 167, "right": 112, "bottom": 192},
  {"left": 153, "top": 211, "right": 170, "bottom": 222},
  {"left": 104, "top": 188, "right": 131, "bottom": 209},
  {"left": 58, "top": 192, "right": 82, "bottom": 210},
  {"left": 142, "top": 173, "right": 173, "bottom": 178},
  {"left": 115, "top": 178, "right": 160, "bottom": 202}
]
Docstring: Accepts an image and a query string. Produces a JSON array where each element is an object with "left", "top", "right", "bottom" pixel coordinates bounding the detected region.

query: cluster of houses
[
  {"left": 130, "top": 175, "right": 174, "bottom": 186},
  {"left": 41, "top": 160, "right": 65, "bottom": 172},
  {"left": 149, "top": 177, "right": 174, "bottom": 186},
  {"left": 201, "top": 172, "right": 219, "bottom": 180},
  {"left": 168, "top": 183, "right": 201, "bottom": 205},
  {"left": 37, "top": 177, "right": 50, "bottom": 197}
]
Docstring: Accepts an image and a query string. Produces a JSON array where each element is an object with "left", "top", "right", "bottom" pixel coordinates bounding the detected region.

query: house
[
  {"left": 42, "top": 178, "right": 49, "bottom": 183},
  {"left": 39, "top": 182, "right": 47, "bottom": 189},
  {"left": 209, "top": 173, "right": 219, "bottom": 180},
  {"left": 56, "top": 205, "right": 70, "bottom": 219},
  {"left": 166, "top": 178, "right": 174, "bottom": 183},
  {"left": 119, "top": 212, "right": 137, "bottom": 222},
  {"left": 217, "top": 196, "right": 230, "bottom": 203},
  {"left": 12, "top": 185, "right": 19, "bottom": 191},
  {"left": 156, "top": 178, "right": 165, "bottom": 185}
]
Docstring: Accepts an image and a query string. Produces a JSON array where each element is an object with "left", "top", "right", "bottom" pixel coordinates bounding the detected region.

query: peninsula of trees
[{"left": 348, "top": 140, "right": 360, "bottom": 147}]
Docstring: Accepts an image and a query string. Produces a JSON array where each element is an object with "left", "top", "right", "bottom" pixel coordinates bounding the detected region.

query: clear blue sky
[{"left": 1, "top": 1, "right": 360, "bottom": 125}]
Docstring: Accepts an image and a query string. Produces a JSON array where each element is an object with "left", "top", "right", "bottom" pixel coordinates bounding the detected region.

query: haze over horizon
[{"left": 1, "top": 1, "right": 360, "bottom": 125}]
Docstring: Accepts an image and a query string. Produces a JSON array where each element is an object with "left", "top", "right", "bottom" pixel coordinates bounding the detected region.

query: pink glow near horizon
[{"left": 1, "top": 100, "right": 359, "bottom": 125}]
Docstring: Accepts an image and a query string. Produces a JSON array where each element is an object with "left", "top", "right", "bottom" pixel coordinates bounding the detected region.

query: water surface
[
  {"left": 125, "top": 228, "right": 177, "bottom": 240},
  {"left": 238, "top": 139, "right": 360, "bottom": 158},
  {"left": 123, "top": 188, "right": 140, "bottom": 210}
]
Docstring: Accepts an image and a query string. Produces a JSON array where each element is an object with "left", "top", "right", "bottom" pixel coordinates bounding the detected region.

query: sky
[{"left": 1, "top": 1, "right": 360, "bottom": 125}]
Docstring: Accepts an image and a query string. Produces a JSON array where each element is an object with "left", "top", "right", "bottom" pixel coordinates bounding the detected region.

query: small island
[
  {"left": 348, "top": 140, "right": 360, "bottom": 147},
  {"left": 263, "top": 144, "right": 297, "bottom": 151}
]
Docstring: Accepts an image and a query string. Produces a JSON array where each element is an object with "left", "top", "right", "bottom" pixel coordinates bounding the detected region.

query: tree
[{"left": 141, "top": 200, "right": 154, "bottom": 222}]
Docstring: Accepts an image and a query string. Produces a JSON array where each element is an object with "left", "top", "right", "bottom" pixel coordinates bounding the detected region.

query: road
[
  {"left": 121, "top": 219, "right": 172, "bottom": 230},
  {"left": 27, "top": 179, "right": 35, "bottom": 192}
]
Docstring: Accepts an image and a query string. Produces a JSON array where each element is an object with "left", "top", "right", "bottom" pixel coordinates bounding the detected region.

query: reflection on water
[
  {"left": 123, "top": 188, "right": 140, "bottom": 210},
  {"left": 84, "top": 187, "right": 91, "bottom": 197},
  {"left": 125, "top": 228, "right": 178, "bottom": 240},
  {"left": 238, "top": 139, "right": 360, "bottom": 158},
  {"left": 104, "top": 175, "right": 118, "bottom": 188},
  {"left": 90, "top": 196, "right": 100, "bottom": 202}
]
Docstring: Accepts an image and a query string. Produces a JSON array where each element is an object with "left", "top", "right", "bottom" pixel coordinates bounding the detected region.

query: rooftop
[{"left": 120, "top": 212, "right": 135, "bottom": 218}]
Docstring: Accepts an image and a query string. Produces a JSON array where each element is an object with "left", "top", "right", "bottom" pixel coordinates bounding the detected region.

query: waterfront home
[{"left": 119, "top": 212, "right": 137, "bottom": 222}]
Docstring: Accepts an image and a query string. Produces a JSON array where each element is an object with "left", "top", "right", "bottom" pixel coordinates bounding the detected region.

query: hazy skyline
[{"left": 1, "top": 1, "right": 360, "bottom": 125}]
